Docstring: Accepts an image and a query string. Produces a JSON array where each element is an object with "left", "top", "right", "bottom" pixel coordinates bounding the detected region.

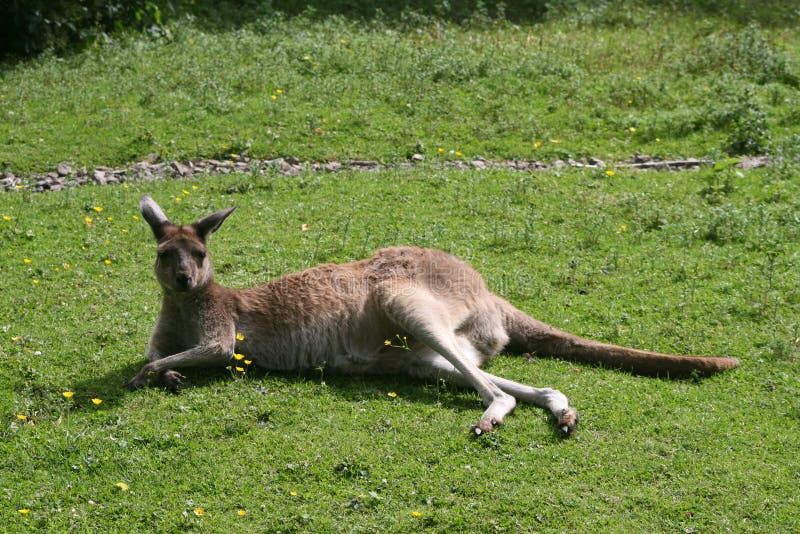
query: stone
[{"left": 57, "top": 162, "right": 72, "bottom": 176}]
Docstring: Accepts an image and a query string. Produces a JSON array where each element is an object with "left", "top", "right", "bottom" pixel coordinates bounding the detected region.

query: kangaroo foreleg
[{"left": 124, "top": 345, "right": 231, "bottom": 392}]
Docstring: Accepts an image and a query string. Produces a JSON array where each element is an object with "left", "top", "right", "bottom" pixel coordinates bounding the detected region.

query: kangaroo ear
[
  {"left": 193, "top": 206, "right": 236, "bottom": 241},
  {"left": 140, "top": 195, "right": 172, "bottom": 240}
]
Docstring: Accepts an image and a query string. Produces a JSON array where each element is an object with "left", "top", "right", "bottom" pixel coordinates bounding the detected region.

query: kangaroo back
[{"left": 496, "top": 297, "right": 739, "bottom": 377}]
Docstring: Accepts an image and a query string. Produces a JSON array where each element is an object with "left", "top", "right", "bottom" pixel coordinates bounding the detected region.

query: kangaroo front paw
[
  {"left": 558, "top": 407, "right": 579, "bottom": 436},
  {"left": 161, "top": 370, "right": 185, "bottom": 393}
]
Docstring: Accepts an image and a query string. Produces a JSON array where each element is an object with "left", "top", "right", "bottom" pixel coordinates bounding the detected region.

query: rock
[
  {"left": 93, "top": 170, "right": 107, "bottom": 184},
  {"left": 171, "top": 161, "right": 192, "bottom": 177},
  {"left": 411, "top": 153, "right": 424, "bottom": 162},
  {"left": 588, "top": 157, "right": 605, "bottom": 167},
  {"left": 57, "top": 162, "right": 72, "bottom": 176},
  {"left": 470, "top": 159, "right": 486, "bottom": 169}
]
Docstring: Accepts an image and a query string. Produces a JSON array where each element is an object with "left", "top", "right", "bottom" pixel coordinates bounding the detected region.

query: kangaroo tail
[{"left": 496, "top": 297, "right": 739, "bottom": 377}]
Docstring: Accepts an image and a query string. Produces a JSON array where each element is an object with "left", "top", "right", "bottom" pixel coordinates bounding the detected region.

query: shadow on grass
[{"left": 67, "top": 359, "right": 482, "bottom": 414}]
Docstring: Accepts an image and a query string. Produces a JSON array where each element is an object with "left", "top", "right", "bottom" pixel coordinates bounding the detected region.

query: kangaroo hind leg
[{"left": 378, "top": 283, "right": 516, "bottom": 434}]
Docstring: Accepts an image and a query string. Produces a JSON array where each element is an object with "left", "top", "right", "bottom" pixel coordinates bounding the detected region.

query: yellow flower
[
  {"left": 384, "top": 339, "right": 392, "bottom": 346},
  {"left": 412, "top": 511, "right": 422, "bottom": 517},
  {"left": 174, "top": 197, "right": 182, "bottom": 202},
  {"left": 235, "top": 367, "right": 244, "bottom": 372},
  {"left": 192, "top": 185, "right": 199, "bottom": 190},
  {"left": 244, "top": 360, "right": 252, "bottom": 365},
  {"left": 605, "top": 170, "right": 615, "bottom": 177},
  {"left": 182, "top": 189, "right": 190, "bottom": 195},
  {"left": 437, "top": 147, "right": 445, "bottom": 153},
  {"left": 454, "top": 151, "right": 463, "bottom": 157},
  {"left": 132, "top": 215, "right": 140, "bottom": 221},
  {"left": 115, "top": 482, "right": 129, "bottom": 491},
  {"left": 550, "top": 139, "right": 560, "bottom": 144},
  {"left": 289, "top": 491, "right": 298, "bottom": 497},
  {"left": 194, "top": 507, "right": 205, "bottom": 516},
  {"left": 32, "top": 279, "right": 39, "bottom": 285},
  {"left": 271, "top": 95, "right": 277, "bottom": 100},
  {"left": 388, "top": 392, "right": 397, "bottom": 398},
  {"left": 62, "top": 391, "right": 74, "bottom": 399},
  {"left": 236, "top": 333, "right": 245, "bottom": 341},
  {"left": 276, "top": 89, "right": 283, "bottom": 94},
  {"left": 628, "top": 127, "right": 637, "bottom": 132},
  {"left": 234, "top": 353, "right": 244, "bottom": 360},
  {"left": 237, "top": 509, "right": 247, "bottom": 516},
  {"left": 91, "top": 398, "right": 103, "bottom": 405},
  {"left": 18, "top": 508, "right": 30, "bottom": 515},
  {"left": 23, "top": 258, "right": 31, "bottom": 264},
  {"left": 84, "top": 216, "right": 93, "bottom": 224},
  {"left": 104, "top": 259, "right": 112, "bottom": 265},
  {"left": 534, "top": 141, "right": 543, "bottom": 148},
  {"left": 3, "top": 215, "right": 11, "bottom": 221},
  {"left": 303, "top": 55, "right": 311, "bottom": 61},
  {"left": 93, "top": 206, "right": 104, "bottom": 213},
  {"left": 106, "top": 216, "right": 113, "bottom": 222},
  {"left": 17, "top": 414, "right": 28, "bottom": 421}
]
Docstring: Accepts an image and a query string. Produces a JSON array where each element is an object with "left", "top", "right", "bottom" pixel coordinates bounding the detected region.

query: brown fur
[{"left": 125, "top": 195, "right": 739, "bottom": 435}]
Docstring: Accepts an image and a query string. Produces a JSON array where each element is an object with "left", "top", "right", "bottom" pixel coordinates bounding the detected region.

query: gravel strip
[{"left": 0, "top": 154, "right": 769, "bottom": 193}]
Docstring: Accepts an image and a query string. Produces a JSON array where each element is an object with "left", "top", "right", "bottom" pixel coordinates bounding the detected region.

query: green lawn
[{"left": 2, "top": 2, "right": 799, "bottom": 532}]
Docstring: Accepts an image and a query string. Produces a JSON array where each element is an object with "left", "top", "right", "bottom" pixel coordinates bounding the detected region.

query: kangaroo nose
[{"left": 175, "top": 273, "right": 192, "bottom": 289}]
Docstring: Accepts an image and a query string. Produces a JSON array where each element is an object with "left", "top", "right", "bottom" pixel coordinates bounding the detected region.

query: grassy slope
[
  {"left": 2, "top": 166, "right": 798, "bottom": 531},
  {"left": 0, "top": 7, "right": 798, "bottom": 173}
]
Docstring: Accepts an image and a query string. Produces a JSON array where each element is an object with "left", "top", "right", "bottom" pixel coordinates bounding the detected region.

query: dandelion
[
  {"left": 174, "top": 197, "right": 182, "bottom": 202},
  {"left": 182, "top": 189, "right": 190, "bottom": 196},
  {"left": 235, "top": 367, "right": 245, "bottom": 372},
  {"left": 234, "top": 353, "right": 245, "bottom": 360},
  {"left": 384, "top": 339, "right": 392, "bottom": 346},
  {"left": 303, "top": 55, "right": 312, "bottom": 61},
  {"left": 104, "top": 259, "right": 112, "bottom": 265},
  {"left": 17, "top": 414, "right": 28, "bottom": 421},
  {"left": 18, "top": 509, "right": 30, "bottom": 515},
  {"left": 271, "top": 95, "right": 278, "bottom": 100},
  {"left": 412, "top": 511, "right": 422, "bottom": 517},
  {"left": 23, "top": 258, "right": 31, "bottom": 264},
  {"left": 437, "top": 147, "right": 445, "bottom": 153},
  {"left": 628, "top": 127, "right": 637, "bottom": 132},
  {"left": 534, "top": 141, "right": 543, "bottom": 148},
  {"left": 132, "top": 215, "right": 140, "bottom": 221},
  {"left": 85, "top": 216, "right": 93, "bottom": 224},
  {"left": 115, "top": 482, "right": 129, "bottom": 491},
  {"left": 32, "top": 279, "right": 39, "bottom": 285},
  {"left": 454, "top": 151, "right": 463, "bottom": 157},
  {"left": 276, "top": 89, "right": 283, "bottom": 94},
  {"left": 236, "top": 332, "right": 245, "bottom": 341},
  {"left": 106, "top": 216, "right": 113, "bottom": 222},
  {"left": 3, "top": 215, "right": 11, "bottom": 221},
  {"left": 194, "top": 507, "right": 205, "bottom": 516},
  {"left": 93, "top": 206, "right": 104, "bottom": 213},
  {"left": 388, "top": 392, "right": 397, "bottom": 398},
  {"left": 605, "top": 170, "right": 616, "bottom": 177},
  {"left": 91, "top": 398, "right": 103, "bottom": 405},
  {"left": 63, "top": 391, "right": 74, "bottom": 399},
  {"left": 289, "top": 491, "right": 298, "bottom": 497},
  {"left": 237, "top": 509, "right": 247, "bottom": 516},
  {"left": 244, "top": 360, "right": 252, "bottom": 365},
  {"left": 192, "top": 185, "right": 199, "bottom": 190}
]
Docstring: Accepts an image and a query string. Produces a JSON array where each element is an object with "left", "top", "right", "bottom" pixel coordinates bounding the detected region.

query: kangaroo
[{"left": 125, "top": 195, "right": 740, "bottom": 436}]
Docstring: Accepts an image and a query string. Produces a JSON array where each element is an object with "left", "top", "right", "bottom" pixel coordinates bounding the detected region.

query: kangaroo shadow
[{"left": 69, "top": 359, "right": 482, "bottom": 415}]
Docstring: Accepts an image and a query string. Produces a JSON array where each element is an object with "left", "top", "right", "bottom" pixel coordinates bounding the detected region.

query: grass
[
  {"left": 2, "top": 165, "right": 799, "bottom": 531},
  {"left": 2, "top": 2, "right": 800, "bottom": 531},
  {"left": 1, "top": 5, "right": 799, "bottom": 173}
]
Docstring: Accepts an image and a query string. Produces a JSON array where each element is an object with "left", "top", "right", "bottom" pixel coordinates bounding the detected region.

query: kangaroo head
[{"left": 140, "top": 195, "right": 236, "bottom": 292}]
